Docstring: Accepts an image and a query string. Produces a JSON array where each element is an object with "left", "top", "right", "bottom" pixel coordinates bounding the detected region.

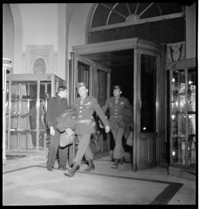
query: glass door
[
  {"left": 137, "top": 53, "right": 158, "bottom": 169},
  {"left": 170, "top": 65, "right": 196, "bottom": 167},
  {"left": 95, "top": 63, "right": 111, "bottom": 157},
  {"left": 6, "top": 74, "right": 66, "bottom": 151},
  {"left": 70, "top": 53, "right": 94, "bottom": 105},
  {"left": 71, "top": 52, "right": 111, "bottom": 158}
]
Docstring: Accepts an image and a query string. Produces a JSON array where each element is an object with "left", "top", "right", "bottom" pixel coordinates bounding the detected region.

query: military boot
[
  {"left": 120, "top": 156, "right": 126, "bottom": 165},
  {"left": 84, "top": 160, "right": 95, "bottom": 172},
  {"left": 64, "top": 163, "right": 80, "bottom": 177},
  {"left": 110, "top": 150, "right": 114, "bottom": 162},
  {"left": 111, "top": 159, "right": 120, "bottom": 169}
]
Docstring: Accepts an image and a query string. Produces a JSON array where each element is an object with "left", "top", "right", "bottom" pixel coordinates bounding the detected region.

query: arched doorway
[{"left": 69, "top": 2, "right": 186, "bottom": 170}]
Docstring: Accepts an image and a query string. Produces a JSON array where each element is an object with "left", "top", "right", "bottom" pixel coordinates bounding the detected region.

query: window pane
[
  {"left": 140, "top": 54, "right": 156, "bottom": 132},
  {"left": 78, "top": 61, "right": 90, "bottom": 92},
  {"left": 97, "top": 69, "right": 107, "bottom": 106}
]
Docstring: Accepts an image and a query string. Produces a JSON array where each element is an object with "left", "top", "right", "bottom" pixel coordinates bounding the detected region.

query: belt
[
  {"left": 76, "top": 119, "right": 92, "bottom": 123},
  {"left": 110, "top": 115, "right": 122, "bottom": 119}
]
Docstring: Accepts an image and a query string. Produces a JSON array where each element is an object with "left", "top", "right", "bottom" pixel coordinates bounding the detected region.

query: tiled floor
[{"left": 2, "top": 151, "right": 197, "bottom": 206}]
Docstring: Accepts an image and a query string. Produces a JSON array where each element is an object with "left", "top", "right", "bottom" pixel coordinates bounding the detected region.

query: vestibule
[{"left": 70, "top": 38, "right": 164, "bottom": 171}]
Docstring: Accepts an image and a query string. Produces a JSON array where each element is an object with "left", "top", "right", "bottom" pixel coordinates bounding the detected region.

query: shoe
[
  {"left": 111, "top": 164, "right": 118, "bottom": 169},
  {"left": 111, "top": 159, "right": 120, "bottom": 169},
  {"left": 120, "top": 157, "right": 126, "bottom": 165},
  {"left": 47, "top": 167, "right": 53, "bottom": 171},
  {"left": 59, "top": 166, "right": 67, "bottom": 170},
  {"left": 110, "top": 151, "right": 114, "bottom": 161},
  {"left": 64, "top": 163, "right": 80, "bottom": 177},
  {"left": 84, "top": 160, "right": 95, "bottom": 172}
]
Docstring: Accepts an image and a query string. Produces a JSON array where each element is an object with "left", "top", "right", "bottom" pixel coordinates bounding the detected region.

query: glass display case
[
  {"left": 168, "top": 58, "right": 196, "bottom": 169},
  {"left": 6, "top": 74, "right": 66, "bottom": 151}
]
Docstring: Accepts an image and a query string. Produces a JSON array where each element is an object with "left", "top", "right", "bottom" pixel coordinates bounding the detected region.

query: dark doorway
[
  {"left": 83, "top": 49, "right": 134, "bottom": 104},
  {"left": 82, "top": 49, "right": 134, "bottom": 163},
  {"left": 111, "top": 63, "right": 133, "bottom": 105}
]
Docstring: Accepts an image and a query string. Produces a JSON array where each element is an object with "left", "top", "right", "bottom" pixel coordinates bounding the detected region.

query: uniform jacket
[
  {"left": 102, "top": 96, "right": 131, "bottom": 129},
  {"left": 56, "top": 108, "right": 76, "bottom": 132},
  {"left": 73, "top": 96, "right": 109, "bottom": 135},
  {"left": 123, "top": 104, "right": 133, "bottom": 124},
  {"left": 124, "top": 122, "right": 133, "bottom": 141},
  {"left": 46, "top": 96, "right": 68, "bottom": 128}
]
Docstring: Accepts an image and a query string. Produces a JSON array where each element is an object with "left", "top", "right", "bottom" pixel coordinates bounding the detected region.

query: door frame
[
  {"left": 70, "top": 52, "right": 111, "bottom": 105},
  {"left": 71, "top": 38, "right": 161, "bottom": 170}
]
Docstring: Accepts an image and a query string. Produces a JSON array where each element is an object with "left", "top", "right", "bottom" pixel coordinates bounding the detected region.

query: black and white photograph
[{"left": 2, "top": 1, "right": 197, "bottom": 207}]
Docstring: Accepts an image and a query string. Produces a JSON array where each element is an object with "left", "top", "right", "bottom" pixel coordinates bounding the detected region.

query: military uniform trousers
[
  {"left": 110, "top": 119, "right": 125, "bottom": 159},
  {"left": 73, "top": 133, "right": 93, "bottom": 166},
  {"left": 47, "top": 129, "right": 68, "bottom": 168}
]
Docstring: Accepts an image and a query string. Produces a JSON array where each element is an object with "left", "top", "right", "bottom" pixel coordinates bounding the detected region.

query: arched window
[{"left": 88, "top": 3, "right": 185, "bottom": 44}]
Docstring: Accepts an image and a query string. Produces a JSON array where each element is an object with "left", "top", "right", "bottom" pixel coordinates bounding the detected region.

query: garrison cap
[
  {"left": 113, "top": 85, "right": 122, "bottom": 91},
  {"left": 57, "top": 86, "right": 67, "bottom": 93},
  {"left": 77, "top": 82, "right": 87, "bottom": 89}
]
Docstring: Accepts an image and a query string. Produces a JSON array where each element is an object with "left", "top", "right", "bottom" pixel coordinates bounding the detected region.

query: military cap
[
  {"left": 57, "top": 86, "right": 67, "bottom": 93},
  {"left": 77, "top": 82, "right": 87, "bottom": 89},
  {"left": 113, "top": 85, "right": 122, "bottom": 91}
]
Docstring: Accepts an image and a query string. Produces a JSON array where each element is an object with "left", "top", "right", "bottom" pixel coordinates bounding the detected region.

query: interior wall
[
  {"left": 186, "top": 3, "right": 196, "bottom": 59},
  {"left": 68, "top": 3, "right": 93, "bottom": 57},
  {"left": 3, "top": 4, "right": 14, "bottom": 64},
  {"left": 19, "top": 4, "right": 58, "bottom": 75},
  {"left": 57, "top": 4, "right": 67, "bottom": 80},
  {"left": 9, "top": 3, "right": 67, "bottom": 80},
  {"left": 19, "top": 4, "right": 58, "bottom": 52}
]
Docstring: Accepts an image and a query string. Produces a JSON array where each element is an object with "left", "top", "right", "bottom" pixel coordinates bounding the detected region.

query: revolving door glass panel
[
  {"left": 8, "top": 81, "right": 38, "bottom": 150},
  {"left": 77, "top": 61, "right": 90, "bottom": 96},
  {"left": 140, "top": 54, "right": 157, "bottom": 133},
  {"left": 170, "top": 66, "right": 196, "bottom": 167},
  {"left": 7, "top": 80, "right": 52, "bottom": 150}
]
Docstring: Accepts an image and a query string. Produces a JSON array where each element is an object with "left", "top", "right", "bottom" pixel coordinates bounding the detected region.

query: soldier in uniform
[
  {"left": 64, "top": 82, "right": 110, "bottom": 177},
  {"left": 102, "top": 85, "right": 131, "bottom": 169},
  {"left": 46, "top": 86, "right": 69, "bottom": 171}
]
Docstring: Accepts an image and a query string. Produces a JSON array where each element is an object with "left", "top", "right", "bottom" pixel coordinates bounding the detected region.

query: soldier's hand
[
  {"left": 105, "top": 125, "right": 110, "bottom": 133},
  {"left": 50, "top": 126, "right": 55, "bottom": 136}
]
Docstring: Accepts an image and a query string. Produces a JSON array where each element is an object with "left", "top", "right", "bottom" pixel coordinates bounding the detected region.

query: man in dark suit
[{"left": 46, "top": 86, "right": 69, "bottom": 171}]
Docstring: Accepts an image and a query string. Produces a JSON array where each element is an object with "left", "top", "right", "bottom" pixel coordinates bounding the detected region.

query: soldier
[
  {"left": 102, "top": 85, "right": 131, "bottom": 169},
  {"left": 64, "top": 82, "right": 110, "bottom": 177},
  {"left": 46, "top": 86, "right": 69, "bottom": 171}
]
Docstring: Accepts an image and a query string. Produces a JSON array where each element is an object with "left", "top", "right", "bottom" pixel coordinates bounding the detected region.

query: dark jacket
[
  {"left": 56, "top": 108, "right": 76, "bottom": 133},
  {"left": 46, "top": 96, "right": 68, "bottom": 128}
]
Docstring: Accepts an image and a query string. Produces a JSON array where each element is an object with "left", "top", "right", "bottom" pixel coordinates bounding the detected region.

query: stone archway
[
  {"left": 3, "top": 4, "right": 14, "bottom": 64},
  {"left": 67, "top": 3, "right": 94, "bottom": 55},
  {"left": 9, "top": 4, "right": 23, "bottom": 73}
]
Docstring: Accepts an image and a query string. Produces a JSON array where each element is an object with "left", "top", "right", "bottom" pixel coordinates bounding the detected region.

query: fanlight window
[
  {"left": 90, "top": 3, "right": 184, "bottom": 27},
  {"left": 88, "top": 3, "right": 185, "bottom": 44}
]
